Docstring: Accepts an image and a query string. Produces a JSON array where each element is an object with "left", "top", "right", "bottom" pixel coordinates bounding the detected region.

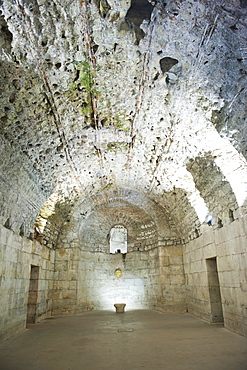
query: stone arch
[
  {"left": 78, "top": 199, "right": 159, "bottom": 253},
  {"left": 186, "top": 155, "right": 239, "bottom": 226}
]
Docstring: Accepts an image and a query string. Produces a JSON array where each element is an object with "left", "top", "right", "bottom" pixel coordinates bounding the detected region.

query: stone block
[
  {"left": 32, "top": 242, "right": 41, "bottom": 256},
  {"left": 237, "top": 289, "right": 247, "bottom": 305},
  {"left": 201, "top": 228, "right": 214, "bottom": 247},
  {"left": 217, "top": 254, "right": 238, "bottom": 272},
  {"left": 159, "top": 256, "right": 169, "bottom": 266},
  {"left": 17, "top": 250, "right": 29, "bottom": 265},
  {"left": 234, "top": 236, "right": 247, "bottom": 254},
  {"left": 62, "top": 290, "right": 77, "bottom": 300},
  {"left": 214, "top": 227, "right": 229, "bottom": 245},
  {"left": 6, "top": 231, "right": 15, "bottom": 250},
  {"left": 169, "top": 256, "right": 183, "bottom": 265},
  {"left": 227, "top": 219, "right": 245, "bottom": 240},
  {"left": 167, "top": 246, "right": 183, "bottom": 256},
  {"left": 238, "top": 268, "right": 247, "bottom": 285},
  {"left": 56, "top": 248, "right": 70, "bottom": 260},
  {"left": 31, "top": 255, "right": 40, "bottom": 267},
  {"left": 70, "top": 260, "right": 79, "bottom": 269},
  {"left": 7, "top": 247, "right": 18, "bottom": 263},
  {"left": 203, "top": 243, "right": 217, "bottom": 259},
  {"left": 67, "top": 270, "right": 78, "bottom": 281},
  {"left": 240, "top": 282, "right": 247, "bottom": 292},
  {"left": 134, "top": 279, "right": 144, "bottom": 286},
  {"left": 223, "top": 304, "right": 243, "bottom": 320},
  {"left": 41, "top": 259, "right": 47, "bottom": 270},
  {"left": 49, "top": 249, "right": 55, "bottom": 264},
  {"left": 0, "top": 225, "right": 8, "bottom": 245},
  {"left": 55, "top": 260, "right": 69, "bottom": 272},
  {"left": 21, "top": 239, "right": 32, "bottom": 254},
  {"left": 170, "top": 274, "right": 185, "bottom": 285},
  {"left": 224, "top": 318, "right": 247, "bottom": 337},
  {"left": 69, "top": 281, "right": 77, "bottom": 290},
  {"left": 190, "top": 260, "right": 205, "bottom": 273},
  {"left": 241, "top": 214, "right": 247, "bottom": 232},
  {"left": 220, "top": 271, "right": 240, "bottom": 288},
  {"left": 140, "top": 253, "right": 149, "bottom": 261},
  {"left": 148, "top": 248, "right": 158, "bottom": 258},
  {"left": 169, "top": 265, "right": 184, "bottom": 275},
  {"left": 0, "top": 244, "right": 6, "bottom": 262}
]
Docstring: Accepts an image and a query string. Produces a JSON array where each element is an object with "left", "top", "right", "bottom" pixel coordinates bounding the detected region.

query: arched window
[{"left": 110, "top": 225, "right": 127, "bottom": 254}]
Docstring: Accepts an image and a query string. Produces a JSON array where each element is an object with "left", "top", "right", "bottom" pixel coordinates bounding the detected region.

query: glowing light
[
  {"left": 188, "top": 191, "right": 209, "bottom": 223},
  {"left": 203, "top": 131, "right": 247, "bottom": 207},
  {"left": 166, "top": 166, "right": 210, "bottom": 223},
  {"left": 36, "top": 193, "right": 59, "bottom": 232},
  {"left": 92, "top": 278, "right": 148, "bottom": 311},
  {"left": 110, "top": 225, "right": 127, "bottom": 254}
]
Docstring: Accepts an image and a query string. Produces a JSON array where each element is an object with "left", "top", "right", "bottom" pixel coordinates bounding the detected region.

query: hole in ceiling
[
  {"left": 160, "top": 57, "right": 179, "bottom": 73},
  {"left": 125, "top": 0, "right": 154, "bottom": 44}
]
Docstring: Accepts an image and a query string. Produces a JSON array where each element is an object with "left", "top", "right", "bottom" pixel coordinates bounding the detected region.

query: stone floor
[{"left": 0, "top": 310, "right": 246, "bottom": 370}]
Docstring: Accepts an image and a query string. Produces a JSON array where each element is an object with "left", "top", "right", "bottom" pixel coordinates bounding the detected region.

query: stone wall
[
  {"left": 52, "top": 239, "right": 186, "bottom": 314},
  {"left": 51, "top": 190, "right": 186, "bottom": 314},
  {"left": 0, "top": 225, "right": 55, "bottom": 342},
  {"left": 183, "top": 213, "right": 247, "bottom": 337},
  {"left": 1, "top": 208, "right": 246, "bottom": 341},
  {"left": 53, "top": 247, "right": 158, "bottom": 313},
  {"left": 157, "top": 243, "right": 187, "bottom": 312},
  {"left": 0, "top": 136, "right": 48, "bottom": 239}
]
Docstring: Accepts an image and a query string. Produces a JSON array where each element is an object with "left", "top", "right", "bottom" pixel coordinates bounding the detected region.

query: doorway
[
  {"left": 26, "top": 265, "right": 39, "bottom": 325},
  {"left": 206, "top": 257, "right": 223, "bottom": 323}
]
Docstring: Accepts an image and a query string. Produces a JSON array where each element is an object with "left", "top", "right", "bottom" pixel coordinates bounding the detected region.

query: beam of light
[
  {"left": 203, "top": 131, "right": 247, "bottom": 207},
  {"left": 87, "top": 277, "right": 149, "bottom": 311}
]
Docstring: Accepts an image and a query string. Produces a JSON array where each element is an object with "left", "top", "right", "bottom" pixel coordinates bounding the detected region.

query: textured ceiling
[{"left": 0, "top": 0, "right": 247, "bottom": 241}]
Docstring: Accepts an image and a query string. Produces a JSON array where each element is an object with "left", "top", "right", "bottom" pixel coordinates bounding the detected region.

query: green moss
[
  {"left": 114, "top": 121, "right": 129, "bottom": 130},
  {"left": 65, "top": 59, "right": 101, "bottom": 120},
  {"left": 101, "top": 182, "right": 113, "bottom": 191},
  {"left": 113, "top": 114, "right": 130, "bottom": 131},
  {"left": 107, "top": 142, "right": 128, "bottom": 151},
  {"left": 78, "top": 105, "right": 92, "bottom": 115},
  {"left": 72, "top": 60, "right": 100, "bottom": 96}
]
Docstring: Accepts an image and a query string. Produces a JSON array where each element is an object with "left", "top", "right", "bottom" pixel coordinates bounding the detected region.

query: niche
[
  {"left": 229, "top": 209, "right": 234, "bottom": 222},
  {"left": 206, "top": 257, "right": 223, "bottom": 323},
  {"left": 110, "top": 225, "right": 127, "bottom": 254},
  {"left": 26, "top": 265, "right": 39, "bottom": 324}
]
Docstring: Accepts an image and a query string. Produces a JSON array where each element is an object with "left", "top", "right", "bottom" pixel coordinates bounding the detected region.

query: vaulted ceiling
[{"left": 0, "top": 0, "right": 246, "bottom": 242}]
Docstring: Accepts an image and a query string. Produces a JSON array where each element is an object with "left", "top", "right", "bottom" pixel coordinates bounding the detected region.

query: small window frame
[{"left": 109, "top": 225, "right": 127, "bottom": 254}]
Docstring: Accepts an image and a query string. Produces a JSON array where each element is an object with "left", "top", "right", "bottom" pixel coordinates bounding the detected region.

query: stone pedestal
[{"left": 114, "top": 303, "right": 126, "bottom": 313}]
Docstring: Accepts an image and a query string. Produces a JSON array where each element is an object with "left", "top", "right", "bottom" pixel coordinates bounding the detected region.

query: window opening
[{"left": 110, "top": 225, "right": 127, "bottom": 254}]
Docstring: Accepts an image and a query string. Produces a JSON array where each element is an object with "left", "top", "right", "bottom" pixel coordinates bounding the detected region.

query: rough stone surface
[
  {"left": 184, "top": 215, "right": 247, "bottom": 337},
  {"left": 0, "top": 0, "right": 247, "bottom": 341},
  {"left": 0, "top": 225, "right": 55, "bottom": 342}
]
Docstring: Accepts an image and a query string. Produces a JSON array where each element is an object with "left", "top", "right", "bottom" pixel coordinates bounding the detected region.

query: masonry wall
[
  {"left": 52, "top": 240, "right": 186, "bottom": 314},
  {"left": 53, "top": 247, "right": 159, "bottom": 313},
  {"left": 183, "top": 214, "right": 247, "bottom": 337},
  {"left": 64, "top": 249, "right": 159, "bottom": 312},
  {"left": 157, "top": 243, "right": 186, "bottom": 312},
  {"left": 52, "top": 199, "right": 186, "bottom": 314},
  {"left": 0, "top": 225, "right": 55, "bottom": 342}
]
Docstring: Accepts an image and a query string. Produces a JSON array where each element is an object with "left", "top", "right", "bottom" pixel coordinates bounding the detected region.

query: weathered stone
[{"left": 0, "top": 0, "right": 247, "bottom": 341}]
